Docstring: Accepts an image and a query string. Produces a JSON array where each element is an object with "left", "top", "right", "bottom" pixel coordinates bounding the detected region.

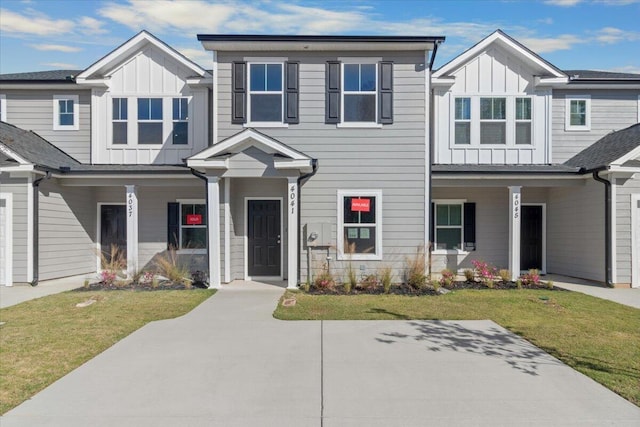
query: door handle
[{"left": 277, "top": 235, "right": 281, "bottom": 244}]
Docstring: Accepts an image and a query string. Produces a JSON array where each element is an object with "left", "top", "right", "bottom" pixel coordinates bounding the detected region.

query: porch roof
[{"left": 565, "top": 123, "right": 640, "bottom": 172}]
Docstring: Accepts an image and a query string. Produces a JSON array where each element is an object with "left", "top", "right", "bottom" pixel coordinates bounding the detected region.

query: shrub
[
  {"left": 471, "top": 260, "right": 497, "bottom": 285},
  {"left": 99, "top": 270, "right": 117, "bottom": 286},
  {"left": 360, "top": 274, "right": 379, "bottom": 290},
  {"left": 343, "top": 280, "right": 352, "bottom": 294},
  {"left": 300, "top": 282, "right": 310, "bottom": 293},
  {"left": 430, "top": 278, "right": 441, "bottom": 292},
  {"left": 546, "top": 280, "right": 554, "bottom": 290},
  {"left": 154, "top": 247, "right": 190, "bottom": 285},
  {"left": 439, "top": 269, "right": 455, "bottom": 288},
  {"left": 379, "top": 266, "right": 393, "bottom": 294},
  {"left": 314, "top": 271, "right": 335, "bottom": 290},
  {"left": 498, "top": 269, "right": 511, "bottom": 283},
  {"left": 520, "top": 269, "right": 541, "bottom": 286},
  {"left": 405, "top": 246, "right": 427, "bottom": 290},
  {"left": 463, "top": 269, "right": 474, "bottom": 282},
  {"left": 516, "top": 279, "right": 523, "bottom": 289},
  {"left": 485, "top": 279, "right": 495, "bottom": 289}
]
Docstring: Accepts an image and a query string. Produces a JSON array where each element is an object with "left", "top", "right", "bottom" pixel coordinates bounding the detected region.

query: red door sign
[
  {"left": 186, "top": 214, "right": 202, "bottom": 225},
  {"left": 351, "top": 198, "right": 370, "bottom": 212}
]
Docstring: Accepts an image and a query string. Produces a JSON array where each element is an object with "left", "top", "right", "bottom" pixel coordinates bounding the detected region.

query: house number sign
[
  {"left": 289, "top": 185, "right": 296, "bottom": 214},
  {"left": 513, "top": 192, "right": 520, "bottom": 219},
  {"left": 127, "top": 192, "right": 135, "bottom": 218}
]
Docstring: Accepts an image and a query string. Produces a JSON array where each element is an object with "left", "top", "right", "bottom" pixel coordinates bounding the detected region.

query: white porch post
[
  {"left": 125, "top": 185, "right": 138, "bottom": 277},
  {"left": 224, "top": 177, "right": 231, "bottom": 283},
  {"left": 287, "top": 177, "right": 299, "bottom": 289},
  {"left": 508, "top": 186, "right": 522, "bottom": 281},
  {"left": 207, "top": 177, "right": 221, "bottom": 288}
]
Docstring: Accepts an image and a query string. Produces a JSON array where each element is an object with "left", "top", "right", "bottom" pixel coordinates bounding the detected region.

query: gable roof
[
  {"left": 433, "top": 29, "right": 565, "bottom": 79},
  {"left": 565, "top": 123, "right": 640, "bottom": 171},
  {"left": 76, "top": 30, "right": 208, "bottom": 82}
]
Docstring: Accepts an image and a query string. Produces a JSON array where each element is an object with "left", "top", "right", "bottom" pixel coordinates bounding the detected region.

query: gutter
[
  {"left": 297, "top": 159, "right": 319, "bottom": 287},
  {"left": 591, "top": 169, "right": 613, "bottom": 287},
  {"left": 428, "top": 40, "right": 442, "bottom": 71},
  {"left": 31, "top": 171, "right": 52, "bottom": 286}
]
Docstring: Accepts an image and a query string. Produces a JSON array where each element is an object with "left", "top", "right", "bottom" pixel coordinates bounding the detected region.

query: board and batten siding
[
  {"left": 433, "top": 46, "right": 551, "bottom": 165},
  {"left": 547, "top": 178, "right": 605, "bottom": 282},
  {"left": 551, "top": 89, "right": 640, "bottom": 163},
  {"left": 0, "top": 89, "right": 91, "bottom": 163},
  {"left": 92, "top": 45, "right": 209, "bottom": 165},
  {"left": 38, "top": 180, "right": 95, "bottom": 280},
  {"left": 216, "top": 51, "right": 427, "bottom": 279},
  {"left": 616, "top": 175, "right": 640, "bottom": 285},
  {"left": 0, "top": 174, "right": 28, "bottom": 283}
]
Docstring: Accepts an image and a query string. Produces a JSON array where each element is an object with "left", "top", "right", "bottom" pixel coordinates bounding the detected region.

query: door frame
[
  {"left": 96, "top": 202, "right": 126, "bottom": 273},
  {"left": 0, "top": 193, "right": 13, "bottom": 286},
  {"left": 521, "top": 203, "right": 546, "bottom": 274},
  {"left": 244, "top": 197, "right": 283, "bottom": 281},
  {"left": 632, "top": 194, "right": 640, "bottom": 288}
]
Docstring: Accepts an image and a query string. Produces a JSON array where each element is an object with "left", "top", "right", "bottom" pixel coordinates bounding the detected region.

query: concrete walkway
[
  {"left": 547, "top": 274, "right": 640, "bottom": 309},
  {"left": 2, "top": 280, "right": 639, "bottom": 426},
  {"left": 0, "top": 274, "right": 90, "bottom": 308}
]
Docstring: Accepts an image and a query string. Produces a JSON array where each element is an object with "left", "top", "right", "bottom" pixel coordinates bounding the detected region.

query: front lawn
[
  {"left": 0, "top": 289, "right": 214, "bottom": 414},
  {"left": 275, "top": 289, "right": 640, "bottom": 406}
]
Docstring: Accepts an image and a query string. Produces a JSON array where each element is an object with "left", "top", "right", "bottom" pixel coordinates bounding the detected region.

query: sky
[{"left": 0, "top": 0, "right": 639, "bottom": 75}]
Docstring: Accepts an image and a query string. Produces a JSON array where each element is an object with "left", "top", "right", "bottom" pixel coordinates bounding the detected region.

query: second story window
[
  {"left": 112, "top": 98, "right": 128, "bottom": 145},
  {"left": 343, "top": 63, "right": 377, "bottom": 123},
  {"left": 515, "top": 97, "right": 532, "bottom": 145},
  {"left": 454, "top": 98, "right": 471, "bottom": 145},
  {"left": 53, "top": 95, "right": 79, "bottom": 130},
  {"left": 0, "top": 94, "right": 6, "bottom": 122},
  {"left": 249, "top": 63, "right": 283, "bottom": 122},
  {"left": 172, "top": 98, "right": 188, "bottom": 145},
  {"left": 138, "top": 98, "right": 162, "bottom": 144},
  {"left": 565, "top": 95, "right": 591, "bottom": 131},
  {"left": 480, "top": 97, "right": 506, "bottom": 144}
]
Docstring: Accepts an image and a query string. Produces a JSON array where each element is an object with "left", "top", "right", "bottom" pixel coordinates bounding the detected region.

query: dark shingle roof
[
  {"left": 0, "top": 70, "right": 82, "bottom": 82},
  {"left": 565, "top": 123, "right": 640, "bottom": 171},
  {"left": 563, "top": 69, "right": 640, "bottom": 81},
  {"left": 432, "top": 164, "right": 580, "bottom": 174}
]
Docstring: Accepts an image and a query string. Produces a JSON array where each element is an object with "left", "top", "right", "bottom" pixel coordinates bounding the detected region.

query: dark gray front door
[
  {"left": 101, "top": 205, "right": 126, "bottom": 264},
  {"left": 248, "top": 200, "right": 281, "bottom": 277},
  {"left": 521, "top": 205, "right": 543, "bottom": 271}
]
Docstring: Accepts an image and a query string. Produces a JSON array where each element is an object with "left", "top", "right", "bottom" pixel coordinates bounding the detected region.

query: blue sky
[{"left": 1, "top": 0, "right": 639, "bottom": 74}]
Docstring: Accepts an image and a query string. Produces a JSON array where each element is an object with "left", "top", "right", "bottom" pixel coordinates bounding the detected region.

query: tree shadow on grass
[{"left": 375, "top": 320, "right": 563, "bottom": 376}]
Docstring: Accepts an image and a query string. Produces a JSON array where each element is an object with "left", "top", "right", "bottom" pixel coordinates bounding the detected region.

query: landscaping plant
[
  {"left": 379, "top": 266, "right": 393, "bottom": 294},
  {"left": 439, "top": 269, "right": 455, "bottom": 288},
  {"left": 405, "top": 246, "right": 427, "bottom": 289}
]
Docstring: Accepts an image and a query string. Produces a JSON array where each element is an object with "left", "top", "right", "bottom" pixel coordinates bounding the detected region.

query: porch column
[
  {"left": 508, "top": 186, "right": 522, "bottom": 281},
  {"left": 207, "top": 177, "right": 221, "bottom": 288},
  {"left": 125, "top": 185, "right": 138, "bottom": 277},
  {"left": 287, "top": 177, "right": 298, "bottom": 289}
]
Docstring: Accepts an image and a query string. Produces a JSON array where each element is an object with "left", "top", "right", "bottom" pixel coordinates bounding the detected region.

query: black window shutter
[
  {"left": 231, "top": 62, "right": 246, "bottom": 124},
  {"left": 284, "top": 61, "right": 299, "bottom": 124},
  {"left": 378, "top": 61, "right": 393, "bottom": 124},
  {"left": 464, "top": 202, "right": 476, "bottom": 251},
  {"left": 168, "top": 202, "right": 180, "bottom": 250},
  {"left": 430, "top": 202, "right": 435, "bottom": 249},
  {"left": 325, "top": 61, "right": 341, "bottom": 124}
]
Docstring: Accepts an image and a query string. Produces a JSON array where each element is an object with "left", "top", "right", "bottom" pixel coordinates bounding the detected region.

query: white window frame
[
  {"left": 433, "top": 199, "right": 467, "bottom": 255},
  {"left": 565, "top": 94, "right": 591, "bottom": 131},
  {"left": 338, "top": 57, "right": 382, "bottom": 128},
  {"left": 454, "top": 97, "right": 471, "bottom": 145},
  {"left": 0, "top": 94, "right": 6, "bottom": 122},
  {"left": 111, "top": 97, "right": 128, "bottom": 145},
  {"left": 246, "top": 59, "right": 287, "bottom": 127},
  {"left": 637, "top": 95, "right": 639, "bottom": 123},
  {"left": 137, "top": 97, "right": 164, "bottom": 145},
  {"left": 480, "top": 97, "right": 507, "bottom": 145},
  {"left": 53, "top": 94, "right": 79, "bottom": 130},
  {"left": 515, "top": 96, "right": 533, "bottom": 145},
  {"left": 172, "top": 97, "right": 189, "bottom": 145},
  {"left": 337, "top": 189, "right": 383, "bottom": 261},
  {"left": 176, "top": 199, "right": 207, "bottom": 255}
]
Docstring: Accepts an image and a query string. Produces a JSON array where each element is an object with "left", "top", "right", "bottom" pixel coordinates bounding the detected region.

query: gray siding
[
  {"left": 38, "top": 180, "right": 95, "bottom": 280},
  {"left": 1, "top": 89, "right": 91, "bottom": 163},
  {"left": 616, "top": 175, "right": 640, "bottom": 285},
  {"left": 547, "top": 179, "right": 605, "bottom": 282},
  {"left": 552, "top": 89, "right": 640, "bottom": 163},
  {"left": 0, "top": 173, "right": 28, "bottom": 283}
]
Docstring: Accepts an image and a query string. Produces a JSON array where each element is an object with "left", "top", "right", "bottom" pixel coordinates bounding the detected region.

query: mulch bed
[
  {"left": 74, "top": 281, "right": 208, "bottom": 292},
  {"left": 305, "top": 280, "right": 565, "bottom": 296}
]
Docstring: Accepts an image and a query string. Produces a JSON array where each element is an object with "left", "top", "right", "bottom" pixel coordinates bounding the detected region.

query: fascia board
[
  {"left": 0, "top": 143, "right": 30, "bottom": 164},
  {"left": 612, "top": 145, "right": 640, "bottom": 166}
]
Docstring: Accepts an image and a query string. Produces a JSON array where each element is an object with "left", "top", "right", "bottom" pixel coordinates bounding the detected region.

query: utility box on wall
[{"left": 304, "top": 223, "right": 332, "bottom": 248}]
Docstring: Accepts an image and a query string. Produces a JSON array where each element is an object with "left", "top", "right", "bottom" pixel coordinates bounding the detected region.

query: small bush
[
  {"left": 360, "top": 274, "right": 379, "bottom": 290},
  {"left": 300, "top": 282, "right": 310, "bottom": 292},
  {"left": 546, "top": 280, "right": 554, "bottom": 290},
  {"left": 463, "top": 269, "right": 474, "bottom": 282},
  {"left": 439, "top": 269, "right": 455, "bottom": 288},
  {"left": 314, "top": 270, "right": 336, "bottom": 290},
  {"left": 154, "top": 247, "right": 190, "bottom": 285},
  {"left": 100, "top": 270, "right": 117, "bottom": 286},
  {"left": 471, "top": 260, "right": 497, "bottom": 285},
  {"left": 498, "top": 269, "right": 511, "bottom": 283},
  {"left": 379, "top": 266, "right": 393, "bottom": 294},
  {"left": 516, "top": 279, "right": 523, "bottom": 289},
  {"left": 520, "top": 269, "right": 541, "bottom": 286},
  {"left": 430, "top": 279, "right": 441, "bottom": 292},
  {"left": 485, "top": 279, "right": 495, "bottom": 289},
  {"left": 405, "top": 246, "right": 427, "bottom": 290},
  {"left": 343, "top": 280, "right": 352, "bottom": 294}
]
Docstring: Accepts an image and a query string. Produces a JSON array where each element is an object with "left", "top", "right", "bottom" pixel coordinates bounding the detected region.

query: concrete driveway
[{"left": 3, "top": 281, "right": 639, "bottom": 426}]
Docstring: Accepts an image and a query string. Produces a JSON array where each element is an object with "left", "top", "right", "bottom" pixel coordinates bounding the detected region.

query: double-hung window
[
  {"left": 138, "top": 98, "right": 163, "bottom": 144},
  {"left": 53, "top": 94, "right": 79, "bottom": 130},
  {"left": 112, "top": 98, "right": 128, "bottom": 145},
  {"left": 343, "top": 63, "right": 377, "bottom": 123},
  {"left": 180, "top": 201, "right": 207, "bottom": 250},
  {"left": 515, "top": 97, "right": 532, "bottom": 145},
  {"left": 454, "top": 97, "right": 471, "bottom": 145},
  {"left": 248, "top": 63, "right": 283, "bottom": 123},
  {"left": 172, "top": 98, "right": 188, "bottom": 145},
  {"left": 480, "top": 97, "right": 506, "bottom": 144},
  {"left": 565, "top": 95, "right": 591, "bottom": 131},
  {"left": 337, "top": 190, "right": 382, "bottom": 260},
  {"left": 435, "top": 203, "right": 463, "bottom": 251}
]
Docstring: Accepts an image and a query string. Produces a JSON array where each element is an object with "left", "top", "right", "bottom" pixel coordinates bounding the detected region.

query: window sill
[
  {"left": 53, "top": 125, "right": 79, "bottom": 131},
  {"left": 177, "top": 249, "right": 207, "bottom": 255},
  {"left": 337, "top": 253, "right": 383, "bottom": 261},
  {"left": 450, "top": 144, "right": 534, "bottom": 149},
  {"left": 244, "top": 122, "right": 289, "bottom": 128},
  {"left": 565, "top": 127, "right": 591, "bottom": 132},
  {"left": 337, "top": 122, "right": 383, "bottom": 129},
  {"left": 432, "top": 249, "right": 469, "bottom": 255}
]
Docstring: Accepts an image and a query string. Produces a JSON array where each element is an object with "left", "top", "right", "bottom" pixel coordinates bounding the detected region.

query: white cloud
[
  {"left": 41, "top": 62, "right": 79, "bottom": 69},
  {"left": 543, "top": 0, "right": 583, "bottom": 6},
  {"left": 29, "top": 44, "right": 82, "bottom": 53},
  {"left": 594, "top": 27, "right": 640, "bottom": 44},
  {"left": 176, "top": 47, "right": 211, "bottom": 66},
  {"left": 537, "top": 17, "right": 554, "bottom": 25},
  {"left": 0, "top": 8, "right": 74, "bottom": 35},
  {"left": 78, "top": 16, "right": 109, "bottom": 35},
  {"left": 609, "top": 65, "right": 640, "bottom": 73},
  {"left": 594, "top": 0, "right": 640, "bottom": 5},
  {"left": 519, "top": 34, "right": 584, "bottom": 53}
]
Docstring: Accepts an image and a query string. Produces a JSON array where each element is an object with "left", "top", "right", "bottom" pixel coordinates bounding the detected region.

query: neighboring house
[{"left": 0, "top": 30, "right": 638, "bottom": 289}]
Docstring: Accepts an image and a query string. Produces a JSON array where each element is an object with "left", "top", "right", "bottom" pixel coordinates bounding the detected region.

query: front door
[
  {"left": 100, "top": 205, "right": 126, "bottom": 265},
  {"left": 248, "top": 200, "right": 281, "bottom": 277},
  {"left": 521, "top": 205, "right": 543, "bottom": 271}
]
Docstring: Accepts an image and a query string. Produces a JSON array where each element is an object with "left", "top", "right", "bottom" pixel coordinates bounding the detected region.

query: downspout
[
  {"left": 191, "top": 169, "right": 210, "bottom": 282},
  {"left": 297, "top": 159, "right": 318, "bottom": 287},
  {"left": 592, "top": 170, "right": 613, "bottom": 287},
  {"left": 31, "top": 171, "right": 52, "bottom": 286}
]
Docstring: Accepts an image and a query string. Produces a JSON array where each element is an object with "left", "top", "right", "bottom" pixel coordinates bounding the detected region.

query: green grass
[
  {"left": 275, "top": 289, "right": 640, "bottom": 406},
  {"left": 0, "top": 289, "right": 215, "bottom": 414}
]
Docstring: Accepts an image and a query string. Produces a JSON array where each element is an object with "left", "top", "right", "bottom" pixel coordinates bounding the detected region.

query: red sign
[
  {"left": 351, "top": 198, "right": 370, "bottom": 212},
  {"left": 186, "top": 214, "right": 202, "bottom": 225}
]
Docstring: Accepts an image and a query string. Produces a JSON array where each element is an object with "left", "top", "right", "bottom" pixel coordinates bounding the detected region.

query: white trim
[
  {"left": 611, "top": 144, "right": 640, "bottom": 167},
  {"left": 287, "top": 177, "right": 298, "bottom": 289},
  {"left": 244, "top": 197, "right": 284, "bottom": 281},
  {"left": 337, "top": 189, "right": 383, "bottom": 261},
  {"left": 508, "top": 186, "right": 522, "bottom": 281},
  {"left": 522, "top": 203, "right": 547, "bottom": 274},
  {"left": 0, "top": 143, "right": 30, "bottom": 165},
  {"left": 564, "top": 94, "right": 591, "bottom": 131},
  {"left": 246, "top": 61, "right": 285, "bottom": 124},
  {"left": 0, "top": 94, "right": 6, "bottom": 122},
  {"left": 244, "top": 122, "right": 289, "bottom": 128},
  {"left": 207, "top": 177, "right": 221, "bottom": 288},
  {"left": 425, "top": 50, "right": 431, "bottom": 254},
  {"left": 0, "top": 192, "right": 13, "bottom": 286},
  {"left": 638, "top": 95, "right": 640, "bottom": 123},
  {"left": 96, "top": 202, "right": 126, "bottom": 273},
  {"left": 631, "top": 193, "right": 640, "bottom": 288},
  {"left": 336, "top": 123, "right": 382, "bottom": 128},
  {"left": 611, "top": 177, "right": 617, "bottom": 284},
  {"left": 340, "top": 60, "right": 378, "bottom": 125},
  {"left": 52, "top": 94, "right": 79, "bottom": 130},
  {"left": 432, "top": 199, "right": 466, "bottom": 252},
  {"left": 224, "top": 178, "right": 231, "bottom": 283},
  {"left": 125, "top": 185, "right": 139, "bottom": 276},
  {"left": 26, "top": 175, "right": 33, "bottom": 283},
  {"left": 212, "top": 50, "right": 218, "bottom": 144},
  {"left": 175, "top": 198, "right": 206, "bottom": 253}
]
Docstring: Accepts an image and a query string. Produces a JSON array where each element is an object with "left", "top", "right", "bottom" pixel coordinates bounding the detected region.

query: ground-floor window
[
  {"left": 434, "top": 202, "right": 464, "bottom": 250},
  {"left": 179, "top": 200, "right": 206, "bottom": 250},
  {"left": 337, "top": 189, "right": 382, "bottom": 260}
]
